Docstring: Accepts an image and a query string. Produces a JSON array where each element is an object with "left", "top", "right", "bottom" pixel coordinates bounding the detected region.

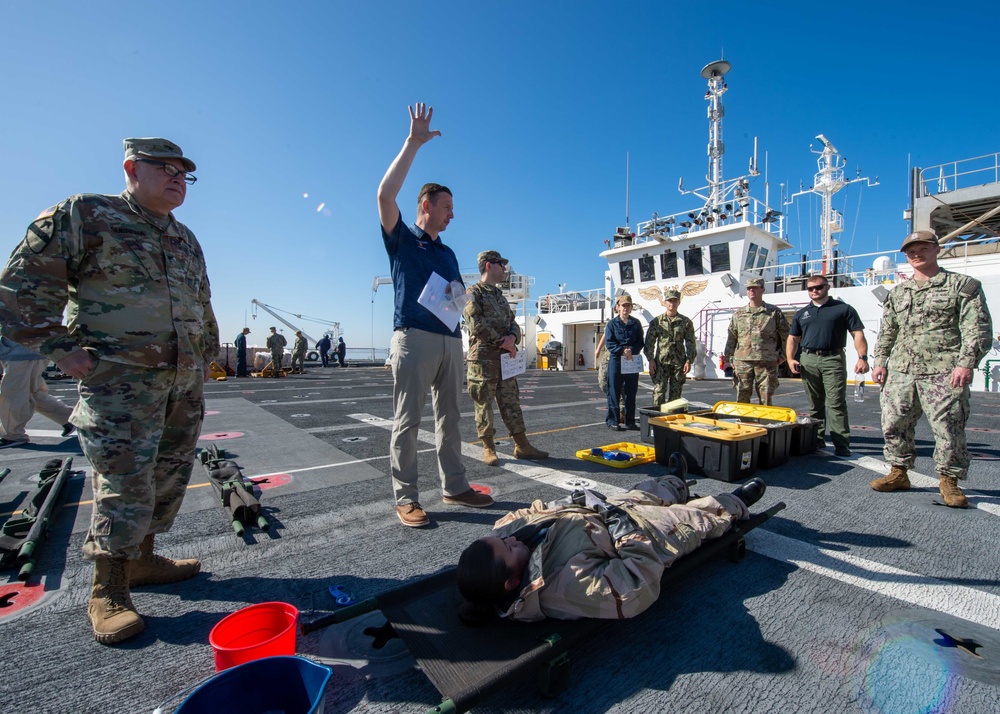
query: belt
[{"left": 801, "top": 348, "right": 842, "bottom": 357}]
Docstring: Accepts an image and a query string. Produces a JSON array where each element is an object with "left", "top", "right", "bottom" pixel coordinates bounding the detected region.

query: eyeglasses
[
  {"left": 136, "top": 159, "right": 197, "bottom": 185},
  {"left": 807, "top": 284, "right": 829, "bottom": 292},
  {"left": 619, "top": 303, "right": 633, "bottom": 309}
]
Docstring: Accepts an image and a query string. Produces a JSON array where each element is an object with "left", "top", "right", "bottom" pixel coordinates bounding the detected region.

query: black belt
[{"left": 801, "top": 348, "right": 842, "bottom": 357}]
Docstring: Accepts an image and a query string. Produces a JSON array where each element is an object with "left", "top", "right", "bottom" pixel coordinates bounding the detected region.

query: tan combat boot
[
  {"left": 512, "top": 433, "right": 548, "bottom": 460},
  {"left": 481, "top": 436, "right": 500, "bottom": 467},
  {"left": 88, "top": 557, "right": 144, "bottom": 644},
  {"left": 129, "top": 534, "right": 201, "bottom": 587},
  {"left": 870, "top": 466, "right": 910, "bottom": 492},
  {"left": 939, "top": 476, "right": 969, "bottom": 509}
]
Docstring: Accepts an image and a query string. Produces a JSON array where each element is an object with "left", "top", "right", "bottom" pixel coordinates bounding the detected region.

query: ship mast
[
  {"left": 703, "top": 59, "right": 729, "bottom": 211},
  {"left": 789, "top": 135, "right": 878, "bottom": 276}
]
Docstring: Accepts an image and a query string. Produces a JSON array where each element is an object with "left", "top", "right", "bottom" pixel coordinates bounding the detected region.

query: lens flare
[{"left": 316, "top": 202, "right": 325, "bottom": 213}]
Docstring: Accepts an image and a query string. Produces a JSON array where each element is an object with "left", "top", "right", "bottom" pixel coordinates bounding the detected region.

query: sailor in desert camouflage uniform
[
  {"left": 643, "top": 289, "right": 696, "bottom": 406},
  {"left": 723, "top": 277, "right": 789, "bottom": 405},
  {"left": 464, "top": 250, "right": 547, "bottom": 466},
  {"left": 870, "top": 231, "right": 993, "bottom": 508},
  {"left": 0, "top": 138, "right": 218, "bottom": 645}
]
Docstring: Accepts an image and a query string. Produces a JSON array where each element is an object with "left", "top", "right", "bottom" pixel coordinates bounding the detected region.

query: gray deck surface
[{"left": 1, "top": 366, "right": 999, "bottom": 713}]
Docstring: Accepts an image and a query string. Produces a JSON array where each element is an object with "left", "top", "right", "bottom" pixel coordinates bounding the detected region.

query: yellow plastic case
[
  {"left": 710, "top": 401, "right": 798, "bottom": 423},
  {"left": 575, "top": 442, "right": 657, "bottom": 469},
  {"left": 649, "top": 414, "right": 767, "bottom": 441}
]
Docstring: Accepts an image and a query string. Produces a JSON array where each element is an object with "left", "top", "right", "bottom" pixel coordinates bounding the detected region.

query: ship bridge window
[
  {"left": 756, "top": 246, "right": 769, "bottom": 269},
  {"left": 660, "top": 251, "right": 678, "bottom": 279},
  {"left": 619, "top": 260, "right": 635, "bottom": 285},
  {"left": 710, "top": 243, "right": 731, "bottom": 272},
  {"left": 638, "top": 256, "right": 656, "bottom": 282},
  {"left": 684, "top": 246, "right": 703, "bottom": 276},
  {"left": 744, "top": 243, "right": 759, "bottom": 270}
]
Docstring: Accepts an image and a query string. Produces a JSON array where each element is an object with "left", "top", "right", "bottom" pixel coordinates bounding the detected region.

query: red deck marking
[
  {"left": 250, "top": 473, "right": 292, "bottom": 490},
  {"left": 203, "top": 410, "right": 220, "bottom": 416},
  {"left": 470, "top": 483, "right": 492, "bottom": 495},
  {"left": 967, "top": 427, "right": 1000, "bottom": 433},
  {"left": 199, "top": 432, "right": 245, "bottom": 441},
  {"left": 851, "top": 425, "right": 879, "bottom": 431},
  {"left": 0, "top": 581, "right": 46, "bottom": 620}
]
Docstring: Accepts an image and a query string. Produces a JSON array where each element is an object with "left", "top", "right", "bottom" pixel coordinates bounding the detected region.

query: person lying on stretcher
[{"left": 457, "top": 454, "right": 765, "bottom": 624}]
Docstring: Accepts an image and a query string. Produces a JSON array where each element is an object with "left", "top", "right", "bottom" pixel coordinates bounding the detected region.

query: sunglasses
[{"left": 807, "top": 285, "right": 829, "bottom": 292}]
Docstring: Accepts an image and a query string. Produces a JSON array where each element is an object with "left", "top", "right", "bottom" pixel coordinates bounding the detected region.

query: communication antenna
[
  {"left": 625, "top": 152, "right": 630, "bottom": 229},
  {"left": 701, "top": 59, "right": 731, "bottom": 209}
]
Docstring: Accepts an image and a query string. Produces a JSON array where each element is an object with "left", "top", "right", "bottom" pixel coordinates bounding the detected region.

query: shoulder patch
[
  {"left": 25, "top": 216, "right": 56, "bottom": 254},
  {"left": 957, "top": 275, "right": 982, "bottom": 299}
]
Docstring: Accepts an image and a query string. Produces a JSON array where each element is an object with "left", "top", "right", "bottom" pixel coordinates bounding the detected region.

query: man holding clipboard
[
  {"left": 378, "top": 104, "right": 494, "bottom": 528},
  {"left": 465, "top": 250, "right": 548, "bottom": 467}
]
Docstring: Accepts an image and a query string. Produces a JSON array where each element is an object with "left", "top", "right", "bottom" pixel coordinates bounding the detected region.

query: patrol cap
[
  {"left": 664, "top": 289, "right": 682, "bottom": 301},
  {"left": 745, "top": 278, "right": 764, "bottom": 288},
  {"left": 123, "top": 137, "right": 196, "bottom": 172},
  {"left": 615, "top": 293, "right": 633, "bottom": 307},
  {"left": 900, "top": 230, "right": 938, "bottom": 251},
  {"left": 477, "top": 250, "right": 509, "bottom": 272}
]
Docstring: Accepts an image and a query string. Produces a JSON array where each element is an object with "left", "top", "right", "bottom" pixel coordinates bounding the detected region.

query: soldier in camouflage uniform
[
  {"left": 0, "top": 138, "right": 219, "bottom": 645},
  {"left": 870, "top": 231, "right": 993, "bottom": 508},
  {"left": 266, "top": 326, "right": 286, "bottom": 377},
  {"left": 465, "top": 250, "right": 547, "bottom": 466},
  {"left": 290, "top": 330, "right": 308, "bottom": 374},
  {"left": 723, "top": 277, "right": 789, "bottom": 405},
  {"left": 643, "top": 289, "right": 697, "bottom": 406}
]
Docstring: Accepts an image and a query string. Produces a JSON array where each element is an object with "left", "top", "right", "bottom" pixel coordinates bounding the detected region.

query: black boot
[{"left": 731, "top": 478, "right": 766, "bottom": 509}]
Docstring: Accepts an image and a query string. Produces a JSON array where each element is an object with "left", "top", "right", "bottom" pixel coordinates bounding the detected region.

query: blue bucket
[{"left": 175, "top": 656, "right": 332, "bottom": 714}]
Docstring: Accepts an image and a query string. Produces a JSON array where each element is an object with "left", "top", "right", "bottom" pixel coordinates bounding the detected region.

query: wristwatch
[{"left": 859, "top": 355, "right": 869, "bottom": 361}]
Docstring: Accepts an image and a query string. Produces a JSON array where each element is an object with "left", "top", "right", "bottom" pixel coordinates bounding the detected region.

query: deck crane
[{"left": 250, "top": 299, "right": 341, "bottom": 361}]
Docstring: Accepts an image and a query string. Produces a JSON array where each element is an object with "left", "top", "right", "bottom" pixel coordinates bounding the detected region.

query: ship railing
[
  {"left": 918, "top": 152, "right": 1000, "bottom": 197},
  {"left": 624, "top": 196, "right": 785, "bottom": 248},
  {"left": 537, "top": 288, "right": 606, "bottom": 314}
]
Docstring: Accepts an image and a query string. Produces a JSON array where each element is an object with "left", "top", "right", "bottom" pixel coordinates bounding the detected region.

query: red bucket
[{"left": 209, "top": 602, "right": 299, "bottom": 671}]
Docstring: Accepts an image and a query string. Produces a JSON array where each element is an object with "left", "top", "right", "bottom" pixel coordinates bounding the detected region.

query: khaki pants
[{"left": 0, "top": 359, "right": 74, "bottom": 441}]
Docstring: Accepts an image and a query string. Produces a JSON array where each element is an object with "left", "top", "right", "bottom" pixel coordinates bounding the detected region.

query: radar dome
[{"left": 872, "top": 256, "right": 893, "bottom": 272}]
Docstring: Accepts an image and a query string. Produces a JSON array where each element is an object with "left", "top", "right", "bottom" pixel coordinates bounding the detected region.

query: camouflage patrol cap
[
  {"left": 123, "top": 137, "right": 196, "bottom": 172},
  {"left": 745, "top": 278, "right": 765, "bottom": 288},
  {"left": 664, "top": 289, "right": 682, "bottom": 301},
  {"left": 900, "top": 230, "right": 938, "bottom": 251},
  {"left": 477, "top": 250, "right": 509, "bottom": 272}
]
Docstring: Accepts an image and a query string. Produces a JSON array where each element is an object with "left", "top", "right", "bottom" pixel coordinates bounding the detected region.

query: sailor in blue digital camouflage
[
  {"left": 723, "top": 277, "right": 790, "bottom": 405},
  {"left": 266, "top": 326, "right": 287, "bottom": 377},
  {"left": 464, "top": 251, "right": 547, "bottom": 466},
  {"left": 0, "top": 138, "right": 219, "bottom": 645},
  {"left": 870, "top": 231, "right": 993, "bottom": 508},
  {"left": 643, "top": 289, "right": 697, "bottom": 406},
  {"left": 291, "top": 330, "right": 308, "bottom": 373}
]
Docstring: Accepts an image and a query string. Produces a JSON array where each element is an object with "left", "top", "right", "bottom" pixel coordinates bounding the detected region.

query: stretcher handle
[{"left": 300, "top": 598, "right": 379, "bottom": 634}]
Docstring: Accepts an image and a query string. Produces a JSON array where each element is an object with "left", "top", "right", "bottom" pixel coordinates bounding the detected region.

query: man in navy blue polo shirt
[
  {"left": 786, "top": 274, "right": 869, "bottom": 457},
  {"left": 377, "top": 103, "right": 494, "bottom": 528}
]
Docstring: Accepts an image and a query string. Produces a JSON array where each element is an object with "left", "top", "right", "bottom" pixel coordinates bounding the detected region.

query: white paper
[
  {"left": 500, "top": 351, "right": 526, "bottom": 380},
  {"left": 417, "top": 272, "right": 461, "bottom": 331},
  {"left": 620, "top": 355, "right": 642, "bottom": 374}
]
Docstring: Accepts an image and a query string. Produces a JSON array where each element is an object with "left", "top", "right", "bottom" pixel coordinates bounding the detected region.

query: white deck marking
[
  {"left": 346, "top": 412, "right": 628, "bottom": 496},
  {"left": 747, "top": 528, "right": 1000, "bottom": 630}
]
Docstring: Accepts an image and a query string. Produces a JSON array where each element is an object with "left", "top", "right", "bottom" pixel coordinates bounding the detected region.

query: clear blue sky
[{"left": 2, "top": 1, "right": 997, "bottom": 352}]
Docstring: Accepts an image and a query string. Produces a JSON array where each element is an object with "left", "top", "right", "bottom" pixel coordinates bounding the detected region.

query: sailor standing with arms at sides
[
  {"left": 464, "top": 250, "right": 548, "bottom": 466},
  {"left": 724, "top": 277, "right": 789, "bottom": 405},
  {"left": 869, "top": 231, "right": 993, "bottom": 507},
  {"left": 377, "top": 103, "right": 493, "bottom": 528},
  {"left": 786, "top": 275, "right": 869, "bottom": 457},
  {"left": 0, "top": 138, "right": 218, "bottom": 645},
  {"left": 234, "top": 327, "right": 251, "bottom": 377},
  {"left": 643, "top": 288, "right": 697, "bottom": 407},
  {"left": 266, "top": 326, "right": 286, "bottom": 377}
]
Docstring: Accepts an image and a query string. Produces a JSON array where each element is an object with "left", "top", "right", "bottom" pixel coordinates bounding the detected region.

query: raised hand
[{"left": 408, "top": 103, "right": 442, "bottom": 145}]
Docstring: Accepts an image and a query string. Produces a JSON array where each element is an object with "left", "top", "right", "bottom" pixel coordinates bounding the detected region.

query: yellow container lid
[
  {"left": 711, "top": 401, "right": 798, "bottom": 423},
  {"left": 650, "top": 414, "right": 767, "bottom": 441}
]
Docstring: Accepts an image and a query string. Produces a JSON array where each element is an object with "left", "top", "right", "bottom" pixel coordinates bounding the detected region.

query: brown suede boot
[
  {"left": 939, "top": 476, "right": 969, "bottom": 508},
  {"left": 129, "top": 534, "right": 201, "bottom": 587},
  {"left": 512, "top": 433, "right": 548, "bottom": 460},
  {"left": 480, "top": 436, "right": 499, "bottom": 467},
  {"left": 870, "top": 466, "right": 910, "bottom": 492},
  {"left": 88, "top": 557, "right": 144, "bottom": 645}
]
